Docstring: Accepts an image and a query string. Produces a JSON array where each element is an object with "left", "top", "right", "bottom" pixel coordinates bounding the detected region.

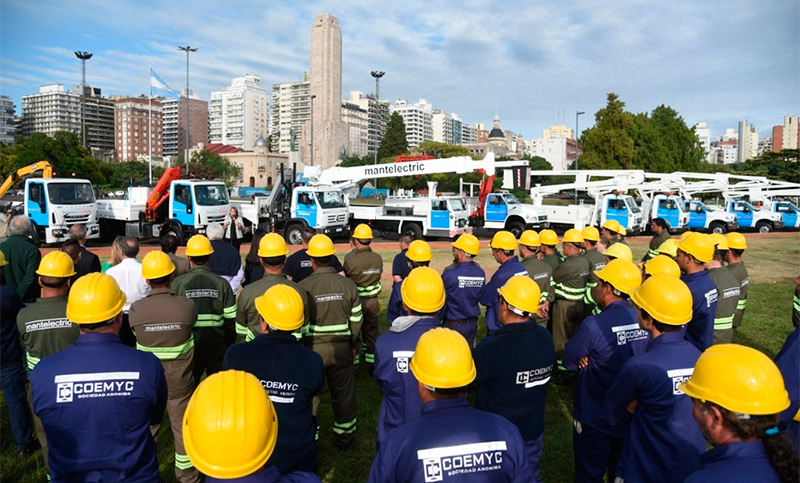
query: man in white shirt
[
  {"left": 106, "top": 236, "right": 149, "bottom": 346},
  {"left": 206, "top": 223, "right": 244, "bottom": 293}
]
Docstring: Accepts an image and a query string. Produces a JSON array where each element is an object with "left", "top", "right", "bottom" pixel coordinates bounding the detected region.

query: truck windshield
[
  {"left": 48, "top": 182, "right": 95, "bottom": 205},
  {"left": 194, "top": 185, "right": 229, "bottom": 206},
  {"left": 625, "top": 197, "right": 641, "bottom": 214},
  {"left": 503, "top": 193, "right": 520, "bottom": 205},
  {"left": 317, "top": 190, "right": 346, "bottom": 209},
  {"left": 449, "top": 199, "right": 466, "bottom": 211}
]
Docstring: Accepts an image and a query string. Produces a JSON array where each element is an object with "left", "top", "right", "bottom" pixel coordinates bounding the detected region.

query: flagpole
[{"left": 148, "top": 61, "right": 153, "bottom": 185}]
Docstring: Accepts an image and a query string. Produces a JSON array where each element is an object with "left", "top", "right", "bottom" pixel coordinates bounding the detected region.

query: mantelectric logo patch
[{"left": 417, "top": 441, "right": 507, "bottom": 482}]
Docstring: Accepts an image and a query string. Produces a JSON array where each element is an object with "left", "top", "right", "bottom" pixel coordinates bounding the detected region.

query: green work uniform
[
  {"left": 726, "top": 261, "right": 749, "bottom": 331},
  {"left": 541, "top": 249, "right": 564, "bottom": 271},
  {"left": 551, "top": 252, "right": 590, "bottom": 368},
  {"left": 235, "top": 273, "right": 312, "bottom": 342},
  {"left": 707, "top": 266, "right": 741, "bottom": 345},
  {"left": 343, "top": 247, "right": 383, "bottom": 366},
  {"left": 582, "top": 248, "right": 607, "bottom": 318},
  {"left": 643, "top": 231, "right": 671, "bottom": 262},
  {"left": 521, "top": 255, "right": 553, "bottom": 327}
]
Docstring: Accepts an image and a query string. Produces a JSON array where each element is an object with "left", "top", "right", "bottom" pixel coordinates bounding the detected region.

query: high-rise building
[
  {"left": 20, "top": 84, "right": 81, "bottom": 137},
  {"left": 432, "top": 110, "right": 454, "bottom": 144},
  {"left": 309, "top": 13, "right": 349, "bottom": 168},
  {"left": 391, "top": 98, "right": 433, "bottom": 148},
  {"left": 209, "top": 75, "right": 268, "bottom": 150},
  {"left": 772, "top": 125, "right": 784, "bottom": 152},
  {"left": 782, "top": 116, "right": 799, "bottom": 150},
  {"left": 161, "top": 95, "right": 209, "bottom": 160},
  {"left": 341, "top": 99, "right": 369, "bottom": 158},
  {"left": 694, "top": 122, "right": 713, "bottom": 163},
  {"left": 0, "top": 96, "right": 15, "bottom": 145},
  {"left": 461, "top": 123, "right": 477, "bottom": 144},
  {"left": 79, "top": 85, "right": 115, "bottom": 157},
  {"left": 271, "top": 77, "right": 311, "bottom": 154},
  {"left": 114, "top": 97, "right": 162, "bottom": 162},
  {"left": 341, "top": 91, "right": 388, "bottom": 157},
  {"left": 737, "top": 120, "right": 758, "bottom": 163},
  {"left": 543, "top": 124, "right": 573, "bottom": 139}
]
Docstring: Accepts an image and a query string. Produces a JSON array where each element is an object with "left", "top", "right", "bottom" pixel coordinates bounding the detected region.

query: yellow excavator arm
[{"left": 0, "top": 161, "right": 53, "bottom": 199}]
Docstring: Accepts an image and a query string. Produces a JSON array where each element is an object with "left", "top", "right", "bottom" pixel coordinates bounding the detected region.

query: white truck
[{"left": 23, "top": 178, "right": 100, "bottom": 244}]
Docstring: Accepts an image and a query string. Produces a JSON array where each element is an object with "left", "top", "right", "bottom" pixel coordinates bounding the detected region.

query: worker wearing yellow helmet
[
  {"left": 680, "top": 345, "right": 796, "bottom": 482},
  {"left": 344, "top": 224, "right": 384, "bottom": 370},
  {"left": 657, "top": 238, "right": 679, "bottom": 259},
  {"left": 442, "top": 234, "right": 486, "bottom": 346},
  {"left": 675, "top": 233, "right": 718, "bottom": 352},
  {"left": 223, "top": 284, "right": 324, "bottom": 474},
  {"left": 581, "top": 226, "right": 607, "bottom": 318},
  {"left": 601, "top": 219, "right": 626, "bottom": 246},
  {"left": 605, "top": 275, "right": 706, "bottom": 482},
  {"left": 518, "top": 230, "right": 553, "bottom": 328},
  {"left": 538, "top": 229, "right": 563, "bottom": 269},
  {"left": 481, "top": 231, "right": 528, "bottom": 333},
  {"left": 30, "top": 273, "right": 168, "bottom": 481},
  {"left": 705, "top": 234, "right": 741, "bottom": 345},
  {"left": 563, "top": 259, "right": 645, "bottom": 481},
  {"left": 129, "top": 251, "right": 200, "bottom": 481},
  {"left": 387, "top": 240, "right": 432, "bottom": 324},
  {"left": 723, "top": 232, "right": 749, "bottom": 333},
  {"left": 369, "top": 328, "right": 535, "bottom": 481},
  {"left": 643, "top": 255, "right": 681, "bottom": 279}
]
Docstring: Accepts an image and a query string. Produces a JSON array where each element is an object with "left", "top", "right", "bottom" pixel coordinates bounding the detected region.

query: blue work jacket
[
  {"left": 206, "top": 466, "right": 321, "bottom": 482},
  {"left": 681, "top": 270, "right": 717, "bottom": 351},
  {"left": 479, "top": 258, "right": 527, "bottom": 333},
  {"left": 685, "top": 440, "right": 780, "bottom": 483},
  {"left": 604, "top": 331, "right": 705, "bottom": 482},
  {"left": 775, "top": 326, "right": 799, "bottom": 451},
  {"left": 562, "top": 300, "right": 649, "bottom": 435},
  {"left": 31, "top": 333, "right": 167, "bottom": 482},
  {"left": 442, "top": 261, "right": 485, "bottom": 321}
]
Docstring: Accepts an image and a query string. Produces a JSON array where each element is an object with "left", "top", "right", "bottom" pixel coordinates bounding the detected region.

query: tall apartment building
[
  {"left": 341, "top": 99, "right": 369, "bottom": 157},
  {"left": 342, "top": 91, "right": 388, "bottom": 157},
  {"left": 694, "top": 122, "right": 713, "bottom": 163},
  {"left": 0, "top": 96, "right": 15, "bottom": 145},
  {"left": 161, "top": 96, "right": 209, "bottom": 159},
  {"left": 461, "top": 123, "right": 477, "bottom": 144},
  {"left": 271, "top": 78, "right": 311, "bottom": 154},
  {"left": 781, "top": 116, "right": 799, "bottom": 150},
  {"left": 737, "top": 120, "right": 758, "bottom": 163},
  {"left": 432, "top": 110, "right": 454, "bottom": 144},
  {"left": 391, "top": 98, "right": 433, "bottom": 148},
  {"left": 114, "top": 97, "right": 162, "bottom": 162},
  {"left": 527, "top": 137, "right": 577, "bottom": 170},
  {"left": 543, "top": 124, "right": 574, "bottom": 139},
  {"left": 209, "top": 74, "right": 268, "bottom": 150}
]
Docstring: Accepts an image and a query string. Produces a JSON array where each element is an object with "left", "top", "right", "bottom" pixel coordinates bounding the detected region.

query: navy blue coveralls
[
  {"left": 441, "top": 260, "right": 485, "bottom": 346},
  {"left": 373, "top": 316, "right": 441, "bottom": 445},
  {"left": 775, "top": 326, "right": 799, "bottom": 451},
  {"left": 205, "top": 466, "right": 322, "bottom": 482},
  {"left": 31, "top": 333, "right": 167, "bottom": 482},
  {"left": 562, "top": 300, "right": 649, "bottom": 483},
  {"left": 680, "top": 270, "right": 717, "bottom": 351},
  {"left": 605, "top": 331, "right": 706, "bottom": 482},
  {"left": 479, "top": 257, "right": 527, "bottom": 333},
  {"left": 223, "top": 333, "right": 325, "bottom": 474},
  {"left": 368, "top": 398, "right": 535, "bottom": 482},
  {"left": 387, "top": 249, "right": 411, "bottom": 323},
  {"left": 685, "top": 441, "right": 781, "bottom": 483},
  {"left": 473, "top": 319, "right": 555, "bottom": 482}
]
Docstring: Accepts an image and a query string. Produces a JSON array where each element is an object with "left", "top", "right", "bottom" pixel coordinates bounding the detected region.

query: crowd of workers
[{"left": 0, "top": 212, "right": 798, "bottom": 482}]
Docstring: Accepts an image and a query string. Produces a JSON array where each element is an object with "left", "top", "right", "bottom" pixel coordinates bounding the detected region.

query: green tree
[
  {"left": 413, "top": 141, "right": 469, "bottom": 159},
  {"left": 579, "top": 93, "right": 636, "bottom": 170},
  {"left": 12, "top": 132, "right": 106, "bottom": 184},
  {"left": 189, "top": 149, "right": 241, "bottom": 186},
  {"left": 728, "top": 149, "right": 800, "bottom": 182},
  {"left": 105, "top": 161, "right": 165, "bottom": 189},
  {"left": 632, "top": 105, "right": 705, "bottom": 172},
  {"left": 376, "top": 112, "right": 408, "bottom": 161}
]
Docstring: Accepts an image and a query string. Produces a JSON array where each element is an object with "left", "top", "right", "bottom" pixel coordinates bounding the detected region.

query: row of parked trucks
[{"left": 1, "top": 156, "right": 798, "bottom": 245}]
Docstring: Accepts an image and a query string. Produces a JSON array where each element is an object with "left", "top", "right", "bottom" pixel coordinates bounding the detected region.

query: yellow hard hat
[
  {"left": 519, "top": 230, "right": 540, "bottom": 247},
  {"left": 0, "top": 250, "right": 7, "bottom": 267},
  {"left": 630, "top": 274, "right": 692, "bottom": 325},
  {"left": 352, "top": 223, "right": 373, "bottom": 240},
  {"left": 36, "top": 251, "right": 75, "bottom": 278},
  {"left": 604, "top": 242, "right": 633, "bottom": 262},
  {"left": 185, "top": 235, "right": 214, "bottom": 257},
  {"left": 539, "top": 229, "right": 558, "bottom": 246},
  {"left": 254, "top": 284, "right": 304, "bottom": 331},
  {"left": 594, "top": 258, "right": 642, "bottom": 295},
  {"left": 562, "top": 228, "right": 584, "bottom": 244},
  {"left": 644, "top": 255, "right": 681, "bottom": 279},
  {"left": 602, "top": 219, "right": 622, "bottom": 234},
  {"left": 66, "top": 273, "right": 125, "bottom": 324},
  {"left": 618, "top": 226, "right": 628, "bottom": 237},
  {"left": 490, "top": 230, "right": 517, "bottom": 251},
  {"left": 183, "top": 370, "right": 278, "bottom": 479},
  {"left": 679, "top": 344, "right": 790, "bottom": 415},
  {"left": 141, "top": 251, "right": 176, "bottom": 280},
  {"left": 410, "top": 327, "right": 476, "bottom": 389},
  {"left": 679, "top": 231, "right": 693, "bottom": 242},
  {"left": 401, "top": 266, "right": 445, "bottom": 313},
  {"left": 258, "top": 233, "right": 289, "bottom": 257},
  {"left": 306, "top": 234, "right": 335, "bottom": 258},
  {"left": 452, "top": 233, "right": 480, "bottom": 256},
  {"left": 406, "top": 240, "right": 432, "bottom": 263},
  {"left": 725, "top": 232, "right": 747, "bottom": 250},
  {"left": 657, "top": 238, "right": 679, "bottom": 258},
  {"left": 582, "top": 226, "right": 600, "bottom": 242},
  {"left": 497, "top": 275, "right": 540, "bottom": 315},
  {"left": 709, "top": 233, "right": 728, "bottom": 251},
  {"left": 677, "top": 232, "right": 714, "bottom": 263}
]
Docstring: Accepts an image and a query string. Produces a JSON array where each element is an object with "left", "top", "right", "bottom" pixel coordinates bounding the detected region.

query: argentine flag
[{"left": 150, "top": 68, "right": 180, "bottom": 99}]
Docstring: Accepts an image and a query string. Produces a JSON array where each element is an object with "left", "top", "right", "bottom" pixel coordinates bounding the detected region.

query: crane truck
[{"left": 1, "top": 161, "right": 100, "bottom": 243}]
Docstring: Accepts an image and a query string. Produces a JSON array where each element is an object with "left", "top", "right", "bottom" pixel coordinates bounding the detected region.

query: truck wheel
[
  {"left": 286, "top": 224, "right": 304, "bottom": 245},
  {"left": 756, "top": 221, "right": 773, "bottom": 234},
  {"left": 506, "top": 221, "right": 525, "bottom": 239},
  {"left": 162, "top": 224, "right": 184, "bottom": 246},
  {"left": 709, "top": 221, "right": 727, "bottom": 234},
  {"left": 402, "top": 222, "right": 423, "bottom": 240}
]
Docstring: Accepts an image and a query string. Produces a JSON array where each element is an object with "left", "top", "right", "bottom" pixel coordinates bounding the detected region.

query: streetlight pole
[
  {"left": 575, "top": 110, "right": 585, "bottom": 203},
  {"left": 309, "top": 94, "right": 316, "bottom": 166},
  {"left": 74, "top": 51, "right": 92, "bottom": 148},
  {"left": 178, "top": 46, "right": 197, "bottom": 177},
  {"left": 370, "top": 70, "right": 384, "bottom": 191}
]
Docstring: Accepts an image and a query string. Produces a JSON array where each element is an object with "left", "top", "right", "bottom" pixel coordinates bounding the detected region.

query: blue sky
[{"left": 2, "top": 0, "right": 798, "bottom": 141}]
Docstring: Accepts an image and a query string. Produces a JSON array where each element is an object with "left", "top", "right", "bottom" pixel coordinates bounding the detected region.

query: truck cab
[
  {"left": 650, "top": 194, "right": 689, "bottom": 230},
  {"left": 684, "top": 200, "right": 739, "bottom": 233},
  {"left": 600, "top": 194, "right": 644, "bottom": 234},
  {"left": 287, "top": 186, "right": 350, "bottom": 244},
  {"left": 770, "top": 201, "right": 799, "bottom": 229},
  {"left": 483, "top": 192, "right": 548, "bottom": 237},
  {"left": 726, "top": 200, "right": 783, "bottom": 233},
  {"left": 25, "top": 178, "right": 99, "bottom": 243}
]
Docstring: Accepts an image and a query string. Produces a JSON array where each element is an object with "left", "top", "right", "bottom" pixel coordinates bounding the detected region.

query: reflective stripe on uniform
[
  {"left": 26, "top": 352, "right": 41, "bottom": 371},
  {"left": 245, "top": 327, "right": 256, "bottom": 342},
  {"left": 714, "top": 315, "right": 734, "bottom": 331},
  {"left": 737, "top": 298, "right": 748, "bottom": 310},
  {"left": 364, "top": 353, "right": 374, "bottom": 364},
  {"left": 195, "top": 313, "right": 223, "bottom": 327},
  {"left": 223, "top": 303, "right": 237, "bottom": 319},
  {"left": 136, "top": 337, "right": 194, "bottom": 360},
  {"left": 647, "top": 248, "right": 659, "bottom": 259},
  {"left": 175, "top": 453, "right": 193, "bottom": 470},
  {"left": 540, "top": 290, "right": 549, "bottom": 303},
  {"left": 583, "top": 282, "right": 598, "bottom": 305},
  {"left": 357, "top": 283, "right": 381, "bottom": 297},
  {"left": 554, "top": 283, "right": 585, "bottom": 301},
  {"left": 306, "top": 323, "right": 351, "bottom": 337},
  {"left": 794, "top": 295, "right": 800, "bottom": 312},
  {"left": 236, "top": 323, "right": 249, "bottom": 337},
  {"left": 333, "top": 417, "right": 357, "bottom": 435},
  {"left": 350, "top": 304, "right": 363, "bottom": 323}
]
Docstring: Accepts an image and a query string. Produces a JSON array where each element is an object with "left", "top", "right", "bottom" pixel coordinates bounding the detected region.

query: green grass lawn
[{"left": 2, "top": 235, "right": 798, "bottom": 482}]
